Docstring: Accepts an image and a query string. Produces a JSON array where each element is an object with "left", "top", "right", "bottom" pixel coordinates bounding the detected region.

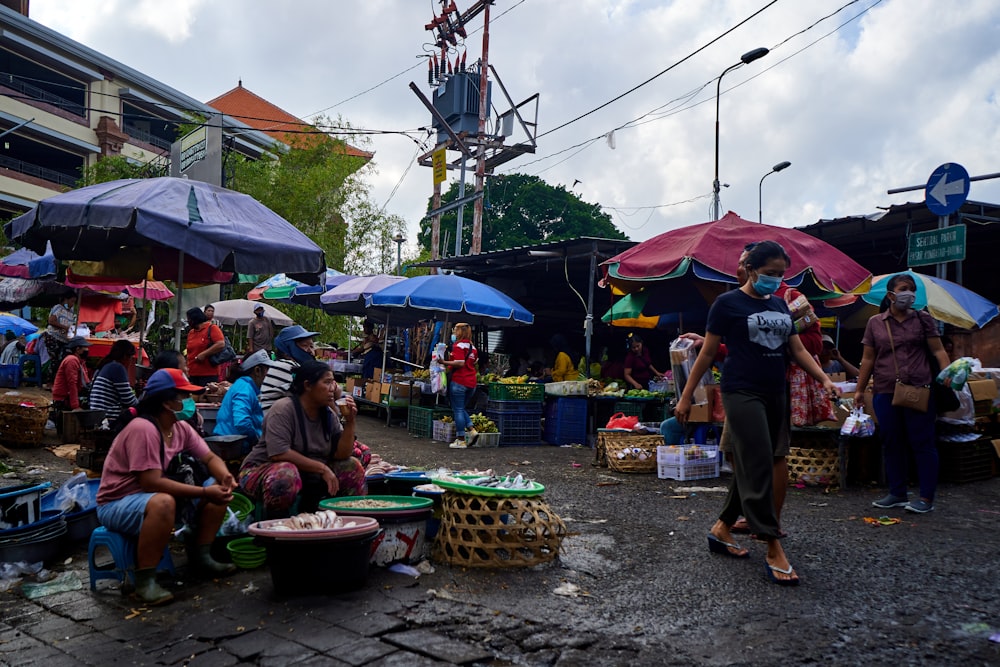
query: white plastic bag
[{"left": 841, "top": 407, "right": 875, "bottom": 438}]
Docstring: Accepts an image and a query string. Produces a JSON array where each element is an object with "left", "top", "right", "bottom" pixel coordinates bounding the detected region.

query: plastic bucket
[
  {"left": 255, "top": 530, "right": 379, "bottom": 596},
  {"left": 0, "top": 482, "right": 51, "bottom": 531}
]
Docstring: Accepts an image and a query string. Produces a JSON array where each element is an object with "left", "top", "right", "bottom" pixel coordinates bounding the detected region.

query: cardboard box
[
  {"left": 826, "top": 372, "right": 847, "bottom": 383},
  {"left": 968, "top": 377, "right": 997, "bottom": 415},
  {"left": 688, "top": 392, "right": 713, "bottom": 423},
  {"left": 372, "top": 368, "right": 382, "bottom": 382},
  {"left": 365, "top": 380, "right": 380, "bottom": 402}
]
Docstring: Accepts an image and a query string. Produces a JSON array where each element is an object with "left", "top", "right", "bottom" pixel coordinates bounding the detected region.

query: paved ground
[{"left": 2, "top": 411, "right": 1000, "bottom": 666}]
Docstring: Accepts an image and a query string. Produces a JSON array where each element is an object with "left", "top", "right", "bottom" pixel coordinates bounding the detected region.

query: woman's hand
[
  {"left": 822, "top": 379, "right": 839, "bottom": 401},
  {"left": 853, "top": 389, "right": 865, "bottom": 407},
  {"left": 336, "top": 396, "right": 357, "bottom": 421},
  {"left": 675, "top": 395, "right": 691, "bottom": 424},
  {"left": 320, "top": 466, "right": 340, "bottom": 496},
  {"left": 202, "top": 483, "right": 234, "bottom": 505}
]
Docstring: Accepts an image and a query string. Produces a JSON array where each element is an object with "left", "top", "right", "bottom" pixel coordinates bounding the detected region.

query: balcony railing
[
  {"left": 1, "top": 74, "right": 86, "bottom": 118},
  {"left": 0, "top": 154, "right": 77, "bottom": 187},
  {"left": 123, "top": 123, "right": 172, "bottom": 151}
]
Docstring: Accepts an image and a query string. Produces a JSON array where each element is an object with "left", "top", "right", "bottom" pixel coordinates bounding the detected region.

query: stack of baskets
[
  {"left": 0, "top": 393, "right": 50, "bottom": 448},
  {"left": 485, "top": 382, "right": 544, "bottom": 445},
  {"left": 226, "top": 537, "right": 267, "bottom": 569}
]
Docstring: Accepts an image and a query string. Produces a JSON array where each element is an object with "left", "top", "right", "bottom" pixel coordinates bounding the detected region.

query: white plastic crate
[
  {"left": 432, "top": 420, "right": 456, "bottom": 443},
  {"left": 656, "top": 445, "right": 720, "bottom": 481}
]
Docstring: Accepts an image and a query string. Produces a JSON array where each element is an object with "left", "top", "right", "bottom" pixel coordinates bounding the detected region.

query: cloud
[{"left": 24, "top": 0, "right": 1000, "bottom": 244}]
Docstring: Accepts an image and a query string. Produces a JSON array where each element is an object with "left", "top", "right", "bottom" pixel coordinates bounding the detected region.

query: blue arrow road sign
[{"left": 925, "top": 163, "right": 970, "bottom": 216}]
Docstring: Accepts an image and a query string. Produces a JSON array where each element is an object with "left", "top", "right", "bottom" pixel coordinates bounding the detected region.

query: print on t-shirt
[{"left": 747, "top": 311, "right": 792, "bottom": 350}]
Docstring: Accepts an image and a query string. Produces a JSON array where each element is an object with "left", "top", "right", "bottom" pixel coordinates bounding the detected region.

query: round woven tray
[
  {"left": 432, "top": 493, "right": 567, "bottom": 568},
  {"left": 598, "top": 432, "right": 661, "bottom": 473}
]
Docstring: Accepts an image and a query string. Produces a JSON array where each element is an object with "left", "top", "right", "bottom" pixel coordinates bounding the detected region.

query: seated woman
[
  {"left": 213, "top": 350, "right": 275, "bottom": 446},
  {"left": 88, "top": 339, "right": 139, "bottom": 429},
  {"left": 239, "top": 360, "right": 365, "bottom": 519},
  {"left": 96, "top": 369, "right": 237, "bottom": 605}
]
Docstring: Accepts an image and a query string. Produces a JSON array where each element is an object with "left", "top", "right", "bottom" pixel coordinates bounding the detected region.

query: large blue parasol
[{"left": 366, "top": 274, "right": 533, "bottom": 326}]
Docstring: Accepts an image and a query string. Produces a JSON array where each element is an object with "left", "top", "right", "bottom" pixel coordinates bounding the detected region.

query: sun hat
[
  {"left": 143, "top": 368, "right": 205, "bottom": 397},
  {"left": 821, "top": 334, "right": 835, "bottom": 347}
]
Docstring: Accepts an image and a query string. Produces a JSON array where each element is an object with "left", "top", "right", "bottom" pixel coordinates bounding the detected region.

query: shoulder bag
[
  {"left": 884, "top": 319, "right": 930, "bottom": 412},
  {"left": 205, "top": 325, "right": 236, "bottom": 366}
]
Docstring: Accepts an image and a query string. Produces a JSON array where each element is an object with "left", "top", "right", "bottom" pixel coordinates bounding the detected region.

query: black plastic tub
[{"left": 254, "top": 530, "right": 380, "bottom": 597}]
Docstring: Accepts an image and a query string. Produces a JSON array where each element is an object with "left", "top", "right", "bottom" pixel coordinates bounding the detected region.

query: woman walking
[
  {"left": 853, "top": 273, "right": 950, "bottom": 514},
  {"left": 676, "top": 241, "right": 836, "bottom": 586}
]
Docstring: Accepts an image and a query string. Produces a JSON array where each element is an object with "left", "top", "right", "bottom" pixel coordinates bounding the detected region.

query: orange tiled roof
[{"left": 206, "top": 83, "right": 373, "bottom": 160}]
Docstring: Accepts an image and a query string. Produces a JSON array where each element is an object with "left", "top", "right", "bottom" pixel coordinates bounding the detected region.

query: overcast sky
[{"left": 27, "top": 0, "right": 1000, "bottom": 252}]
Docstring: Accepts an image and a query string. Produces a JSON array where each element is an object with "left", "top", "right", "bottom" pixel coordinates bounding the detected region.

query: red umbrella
[{"left": 602, "top": 211, "right": 872, "bottom": 297}]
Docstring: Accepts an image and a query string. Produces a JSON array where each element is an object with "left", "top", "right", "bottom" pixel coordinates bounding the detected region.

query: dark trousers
[
  {"left": 872, "top": 393, "right": 939, "bottom": 501},
  {"left": 718, "top": 389, "right": 786, "bottom": 540}
]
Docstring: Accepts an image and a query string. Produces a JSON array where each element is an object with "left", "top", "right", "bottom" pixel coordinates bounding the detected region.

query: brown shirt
[
  {"left": 247, "top": 317, "right": 273, "bottom": 352},
  {"left": 241, "top": 396, "right": 343, "bottom": 469},
  {"left": 861, "top": 309, "right": 939, "bottom": 394}
]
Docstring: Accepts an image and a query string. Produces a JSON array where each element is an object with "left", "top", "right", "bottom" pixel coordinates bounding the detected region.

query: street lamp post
[
  {"left": 393, "top": 233, "right": 405, "bottom": 276},
  {"left": 758, "top": 161, "right": 791, "bottom": 223},
  {"left": 712, "top": 47, "right": 769, "bottom": 221}
]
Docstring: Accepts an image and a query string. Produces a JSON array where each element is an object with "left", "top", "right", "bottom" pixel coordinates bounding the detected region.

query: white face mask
[{"left": 893, "top": 290, "right": 916, "bottom": 310}]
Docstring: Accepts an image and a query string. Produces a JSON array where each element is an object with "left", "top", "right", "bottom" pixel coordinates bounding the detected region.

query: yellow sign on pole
[{"left": 432, "top": 148, "right": 447, "bottom": 186}]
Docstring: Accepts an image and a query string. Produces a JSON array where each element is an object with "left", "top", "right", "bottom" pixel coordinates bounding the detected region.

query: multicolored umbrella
[
  {"left": 602, "top": 211, "right": 872, "bottom": 298},
  {"left": 249, "top": 268, "right": 347, "bottom": 303},
  {"left": 861, "top": 270, "right": 999, "bottom": 329}
]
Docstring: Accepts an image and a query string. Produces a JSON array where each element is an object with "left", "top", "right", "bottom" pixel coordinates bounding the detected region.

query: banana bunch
[
  {"left": 439, "top": 415, "right": 454, "bottom": 423},
  {"left": 411, "top": 369, "right": 431, "bottom": 380},
  {"left": 469, "top": 413, "right": 499, "bottom": 433}
]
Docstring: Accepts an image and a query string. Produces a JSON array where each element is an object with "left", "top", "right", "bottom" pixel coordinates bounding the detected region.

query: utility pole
[{"left": 471, "top": 2, "right": 490, "bottom": 255}]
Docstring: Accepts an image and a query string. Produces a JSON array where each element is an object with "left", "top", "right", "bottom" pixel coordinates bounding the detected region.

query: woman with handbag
[
  {"left": 96, "top": 368, "right": 237, "bottom": 605},
  {"left": 185, "top": 307, "right": 225, "bottom": 386},
  {"left": 854, "top": 273, "right": 951, "bottom": 514}
]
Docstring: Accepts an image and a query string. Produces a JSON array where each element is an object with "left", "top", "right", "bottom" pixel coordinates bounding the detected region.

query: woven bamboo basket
[
  {"left": 598, "top": 432, "right": 661, "bottom": 473},
  {"left": 432, "top": 493, "right": 567, "bottom": 568},
  {"left": 787, "top": 446, "right": 840, "bottom": 486},
  {"left": 0, "top": 394, "right": 51, "bottom": 448}
]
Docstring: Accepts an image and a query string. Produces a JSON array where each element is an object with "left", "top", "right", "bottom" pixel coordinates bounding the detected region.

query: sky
[{"left": 26, "top": 0, "right": 1000, "bottom": 254}]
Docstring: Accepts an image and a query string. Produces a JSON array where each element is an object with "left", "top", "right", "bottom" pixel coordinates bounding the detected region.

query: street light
[
  {"left": 712, "top": 47, "right": 769, "bottom": 221},
  {"left": 758, "top": 161, "right": 791, "bottom": 223},
  {"left": 393, "top": 232, "right": 405, "bottom": 276}
]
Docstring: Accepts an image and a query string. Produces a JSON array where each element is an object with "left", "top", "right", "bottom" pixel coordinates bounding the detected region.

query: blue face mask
[
  {"left": 289, "top": 344, "right": 314, "bottom": 365},
  {"left": 174, "top": 397, "right": 197, "bottom": 421},
  {"left": 752, "top": 273, "right": 782, "bottom": 296},
  {"left": 451, "top": 334, "right": 458, "bottom": 343}
]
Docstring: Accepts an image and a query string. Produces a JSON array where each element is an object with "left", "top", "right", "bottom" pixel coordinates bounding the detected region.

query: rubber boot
[
  {"left": 133, "top": 568, "right": 174, "bottom": 605},
  {"left": 194, "top": 543, "right": 237, "bottom": 576}
]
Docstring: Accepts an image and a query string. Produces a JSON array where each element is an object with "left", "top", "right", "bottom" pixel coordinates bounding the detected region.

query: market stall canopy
[
  {"left": 0, "top": 277, "right": 72, "bottom": 308},
  {"left": 367, "top": 274, "right": 534, "bottom": 327},
  {"left": 320, "top": 275, "right": 406, "bottom": 317},
  {"left": 249, "top": 268, "right": 348, "bottom": 303},
  {"left": 861, "top": 270, "right": 999, "bottom": 329},
  {"left": 209, "top": 299, "right": 294, "bottom": 327},
  {"left": 4, "top": 177, "right": 326, "bottom": 282},
  {"left": 0, "top": 312, "right": 38, "bottom": 337},
  {"left": 0, "top": 242, "right": 57, "bottom": 280},
  {"left": 64, "top": 278, "right": 174, "bottom": 301},
  {"left": 602, "top": 211, "right": 872, "bottom": 298}
]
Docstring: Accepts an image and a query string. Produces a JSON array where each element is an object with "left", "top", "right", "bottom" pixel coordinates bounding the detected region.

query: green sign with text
[{"left": 907, "top": 225, "right": 966, "bottom": 267}]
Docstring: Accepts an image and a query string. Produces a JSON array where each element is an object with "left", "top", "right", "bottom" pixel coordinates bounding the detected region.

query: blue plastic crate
[
  {"left": 0, "top": 364, "right": 20, "bottom": 389},
  {"left": 485, "top": 410, "right": 542, "bottom": 446},
  {"left": 543, "top": 397, "right": 588, "bottom": 445},
  {"left": 486, "top": 399, "right": 545, "bottom": 414}
]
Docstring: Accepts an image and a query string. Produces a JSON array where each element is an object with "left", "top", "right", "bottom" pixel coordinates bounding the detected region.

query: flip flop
[
  {"left": 765, "top": 562, "right": 800, "bottom": 586},
  {"left": 707, "top": 534, "right": 749, "bottom": 559},
  {"left": 730, "top": 518, "right": 751, "bottom": 534}
]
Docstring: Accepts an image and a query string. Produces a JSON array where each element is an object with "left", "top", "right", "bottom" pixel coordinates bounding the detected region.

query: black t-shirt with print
[{"left": 706, "top": 289, "right": 793, "bottom": 394}]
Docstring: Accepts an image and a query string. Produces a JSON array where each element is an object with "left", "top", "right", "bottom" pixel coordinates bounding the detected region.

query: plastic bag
[
  {"left": 841, "top": 407, "right": 875, "bottom": 438},
  {"left": 936, "top": 357, "right": 974, "bottom": 391},
  {"left": 430, "top": 343, "right": 449, "bottom": 396},
  {"left": 53, "top": 472, "right": 93, "bottom": 513},
  {"left": 605, "top": 412, "right": 639, "bottom": 430}
]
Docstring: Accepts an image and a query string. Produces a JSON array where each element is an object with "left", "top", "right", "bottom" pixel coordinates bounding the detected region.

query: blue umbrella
[
  {"left": 367, "top": 274, "right": 533, "bottom": 326},
  {"left": 862, "top": 270, "right": 999, "bottom": 329},
  {"left": 0, "top": 312, "right": 38, "bottom": 337}
]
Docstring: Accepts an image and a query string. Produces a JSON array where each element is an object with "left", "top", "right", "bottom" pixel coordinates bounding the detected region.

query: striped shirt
[
  {"left": 259, "top": 359, "right": 297, "bottom": 413},
  {"left": 89, "top": 361, "right": 138, "bottom": 423}
]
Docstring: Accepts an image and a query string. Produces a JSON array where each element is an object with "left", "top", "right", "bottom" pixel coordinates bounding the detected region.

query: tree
[{"left": 418, "top": 173, "right": 627, "bottom": 255}]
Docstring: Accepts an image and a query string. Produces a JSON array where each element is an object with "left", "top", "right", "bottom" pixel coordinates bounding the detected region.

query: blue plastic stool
[
  {"left": 88, "top": 526, "right": 176, "bottom": 592},
  {"left": 18, "top": 354, "right": 42, "bottom": 387}
]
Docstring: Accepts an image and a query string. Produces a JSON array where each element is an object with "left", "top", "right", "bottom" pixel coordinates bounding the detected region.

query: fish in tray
[{"left": 459, "top": 473, "right": 533, "bottom": 490}]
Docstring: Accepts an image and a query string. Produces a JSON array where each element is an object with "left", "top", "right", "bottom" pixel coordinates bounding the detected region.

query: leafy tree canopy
[{"left": 419, "top": 173, "right": 627, "bottom": 256}]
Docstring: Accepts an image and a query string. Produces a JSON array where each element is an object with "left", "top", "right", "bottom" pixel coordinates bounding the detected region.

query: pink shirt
[{"left": 97, "top": 418, "right": 210, "bottom": 504}]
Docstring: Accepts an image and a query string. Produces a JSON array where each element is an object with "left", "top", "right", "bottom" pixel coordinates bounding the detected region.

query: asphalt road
[{"left": 2, "top": 411, "right": 999, "bottom": 666}]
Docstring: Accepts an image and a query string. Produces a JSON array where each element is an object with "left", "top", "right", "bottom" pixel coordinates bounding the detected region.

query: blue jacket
[{"left": 213, "top": 376, "right": 263, "bottom": 444}]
